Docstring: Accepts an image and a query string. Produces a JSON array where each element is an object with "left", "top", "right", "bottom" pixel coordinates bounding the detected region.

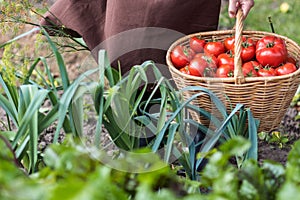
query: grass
[{"left": 220, "top": 0, "right": 300, "bottom": 44}]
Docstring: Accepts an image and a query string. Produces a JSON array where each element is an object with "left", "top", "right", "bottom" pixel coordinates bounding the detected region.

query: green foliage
[
  {"left": 2, "top": 134, "right": 300, "bottom": 199},
  {"left": 200, "top": 137, "right": 287, "bottom": 200},
  {"left": 0, "top": 136, "right": 46, "bottom": 200},
  {"left": 0, "top": 28, "right": 90, "bottom": 173},
  {"left": 200, "top": 138, "right": 246, "bottom": 200},
  {"left": 0, "top": 136, "right": 197, "bottom": 200},
  {"left": 0, "top": 77, "right": 51, "bottom": 173},
  {"left": 0, "top": 0, "right": 35, "bottom": 34},
  {"left": 258, "top": 131, "right": 289, "bottom": 149},
  {"left": 1, "top": 28, "right": 259, "bottom": 182},
  {"left": 1, "top": 31, "right": 261, "bottom": 196},
  {"left": 83, "top": 52, "right": 259, "bottom": 181},
  {"left": 175, "top": 88, "right": 259, "bottom": 180},
  {"left": 277, "top": 140, "right": 300, "bottom": 199},
  {"left": 290, "top": 92, "right": 300, "bottom": 121},
  {"left": 291, "top": 92, "right": 300, "bottom": 106}
]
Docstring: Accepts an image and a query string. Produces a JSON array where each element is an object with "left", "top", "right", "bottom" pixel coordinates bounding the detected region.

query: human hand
[{"left": 228, "top": 0, "right": 254, "bottom": 19}]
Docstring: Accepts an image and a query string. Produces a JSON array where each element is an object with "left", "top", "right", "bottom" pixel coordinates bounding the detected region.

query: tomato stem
[
  {"left": 266, "top": 42, "right": 274, "bottom": 48},
  {"left": 268, "top": 16, "right": 275, "bottom": 33}
]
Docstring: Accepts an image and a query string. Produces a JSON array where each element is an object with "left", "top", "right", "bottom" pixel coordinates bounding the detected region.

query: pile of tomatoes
[{"left": 170, "top": 35, "right": 298, "bottom": 78}]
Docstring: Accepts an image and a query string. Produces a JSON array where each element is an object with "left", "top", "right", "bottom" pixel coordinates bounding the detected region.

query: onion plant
[
  {"left": 0, "top": 27, "right": 86, "bottom": 173},
  {"left": 0, "top": 76, "right": 50, "bottom": 173}
]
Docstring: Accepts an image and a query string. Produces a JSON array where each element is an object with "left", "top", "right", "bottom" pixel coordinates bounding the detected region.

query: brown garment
[{"left": 41, "top": 0, "right": 221, "bottom": 74}]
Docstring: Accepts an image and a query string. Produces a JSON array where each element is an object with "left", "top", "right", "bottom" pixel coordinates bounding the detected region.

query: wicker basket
[{"left": 166, "top": 10, "right": 300, "bottom": 132}]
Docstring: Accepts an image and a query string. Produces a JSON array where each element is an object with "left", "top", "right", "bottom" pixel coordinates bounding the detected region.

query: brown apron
[{"left": 41, "top": 0, "right": 221, "bottom": 74}]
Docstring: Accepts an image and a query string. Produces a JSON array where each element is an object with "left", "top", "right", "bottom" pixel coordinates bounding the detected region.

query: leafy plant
[
  {"left": 63, "top": 50, "right": 258, "bottom": 182},
  {"left": 0, "top": 27, "right": 90, "bottom": 173},
  {"left": 0, "top": 77, "right": 51, "bottom": 173},
  {"left": 277, "top": 140, "right": 300, "bottom": 199},
  {"left": 258, "top": 131, "right": 289, "bottom": 149},
  {"left": 182, "top": 86, "right": 259, "bottom": 170},
  {"left": 200, "top": 136, "right": 286, "bottom": 200},
  {"left": 290, "top": 92, "right": 300, "bottom": 121},
  {"left": 2, "top": 132, "right": 299, "bottom": 200},
  {"left": 0, "top": 136, "right": 198, "bottom": 200},
  {"left": 139, "top": 85, "right": 260, "bottom": 180},
  {"left": 57, "top": 50, "right": 258, "bottom": 181}
]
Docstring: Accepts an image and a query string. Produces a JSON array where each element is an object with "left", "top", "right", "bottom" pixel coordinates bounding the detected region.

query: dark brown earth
[{"left": 258, "top": 107, "right": 300, "bottom": 166}]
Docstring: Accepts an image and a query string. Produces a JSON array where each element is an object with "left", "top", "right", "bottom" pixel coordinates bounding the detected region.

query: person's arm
[{"left": 228, "top": 0, "right": 254, "bottom": 18}]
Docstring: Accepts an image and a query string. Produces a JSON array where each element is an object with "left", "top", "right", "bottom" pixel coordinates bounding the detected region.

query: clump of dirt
[{"left": 258, "top": 140, "right": 292, "bottom": 166}]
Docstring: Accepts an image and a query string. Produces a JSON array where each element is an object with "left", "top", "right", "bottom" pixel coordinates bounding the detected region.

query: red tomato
[
  {"left": 194, "top": 53, "right": 218, "bottom": 69},
  {"left": 188, "top": 55, "right": 216, "bottom": 77},
  {"left": 189, "top": 36, "right": 206, "bottom": 53},
  {"left": 179, "top": 66, "right": 191, "bottom": 75},
  {"left": 242, "top": 61, "right": 260, "bottom": 77},
  {"left": 256, "top": 36, "right": 287, "bottom": 67},
  {"left": 204, "top": 41, "right": 225, "bottom": 57},
  {"left": 170, "top": 45, "right": 195, "bottom": 69},
  {"left": 216, "top": 64, "right": 234, "bottom": 78},
  {"left": 241, "top": 38, "right": 256, "bottom": 62},
  {"left": 275, "top": 63, "right": 297, "bottom": 76},
  {"left": 286, "top": 55, "right": 297, "bottom": 65},
  {"left": 188, "top": 57, "right": 208, "bottom": 77},
  {"left": 217, "top": 52, "right": 234, "bottom": 67},
  {"left": 257, "top": 67, "right": 277, "bottom": 77},
  {"left": 224, "top": 36, "right": 235, "bottom": 51},
  {"left": 225, "top": 37, "right": 256, "bottom": 62}
]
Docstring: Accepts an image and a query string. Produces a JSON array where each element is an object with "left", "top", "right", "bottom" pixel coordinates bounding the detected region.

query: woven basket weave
[{"left": 166, "top": 10, "right": 300, "bottom": 132}]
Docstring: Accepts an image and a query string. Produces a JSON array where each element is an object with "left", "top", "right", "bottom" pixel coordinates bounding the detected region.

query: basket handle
[{"left": 234, "top": 9, "right": 245, "bottom": 84}]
